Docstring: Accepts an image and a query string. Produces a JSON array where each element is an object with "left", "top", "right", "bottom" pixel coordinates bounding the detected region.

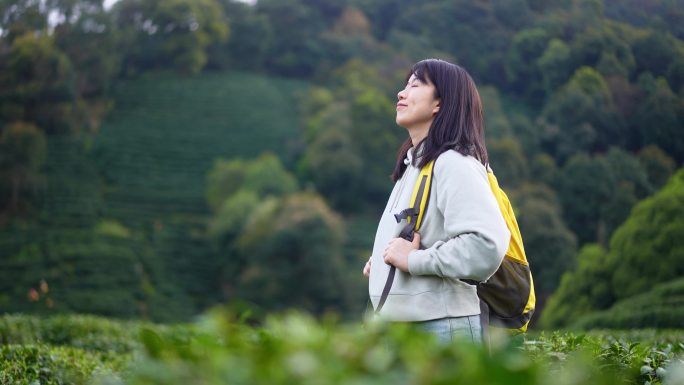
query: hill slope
[
  {"left": 0, "top": 71, "right": 310, "bottom": 321},
  {"left": 93, "top": 70, "right": 309, "bottom": 225}
]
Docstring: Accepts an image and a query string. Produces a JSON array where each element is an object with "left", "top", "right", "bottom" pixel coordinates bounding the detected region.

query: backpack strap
[{"left": 375, "top": 160, "right": 435, "bottom": 314}]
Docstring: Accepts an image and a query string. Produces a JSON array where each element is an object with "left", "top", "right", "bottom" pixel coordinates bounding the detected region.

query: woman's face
[{"left": 395, "top": 74, "right": 440, "bottom": 130}]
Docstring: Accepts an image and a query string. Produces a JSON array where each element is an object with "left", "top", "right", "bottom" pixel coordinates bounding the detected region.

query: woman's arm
[{"left": 406, "top": 151, "right": 510, "bottom": 281}]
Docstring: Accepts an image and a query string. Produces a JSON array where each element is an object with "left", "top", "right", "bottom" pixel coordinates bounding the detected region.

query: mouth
[{"left": 396, "top": 103, "right": 407, "bottom": 109}]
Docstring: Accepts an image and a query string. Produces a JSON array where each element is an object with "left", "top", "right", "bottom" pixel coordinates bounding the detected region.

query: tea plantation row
[{"left": 1, "top": 311, "right": 683, "bottom": 385}]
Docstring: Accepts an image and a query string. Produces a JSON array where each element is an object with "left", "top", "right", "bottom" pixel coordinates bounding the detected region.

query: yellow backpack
[{"left": 403, "top": 160, "right": 536, "bottom": 333}]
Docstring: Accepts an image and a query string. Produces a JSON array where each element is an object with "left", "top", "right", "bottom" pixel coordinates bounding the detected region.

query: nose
[{"left": 397, "top": 88, "right": 406, "bottom": 100}]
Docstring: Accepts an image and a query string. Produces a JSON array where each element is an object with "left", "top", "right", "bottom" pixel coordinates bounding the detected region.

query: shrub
[
  {"left": 0, "top": 314, "right": 142, "bottom": 354},
  {"left": 0, "top": 343, "right": 127, "bottom": 385}
]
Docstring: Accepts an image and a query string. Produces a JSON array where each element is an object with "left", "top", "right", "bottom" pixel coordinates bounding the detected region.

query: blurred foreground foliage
[{"left": 1, "top": 312, "right": 684, "bottom": 385}]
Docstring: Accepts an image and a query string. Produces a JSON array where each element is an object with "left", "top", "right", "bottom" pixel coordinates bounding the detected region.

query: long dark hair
[{"left": 391, "top": 59, "right": 488, "bottom": 182}]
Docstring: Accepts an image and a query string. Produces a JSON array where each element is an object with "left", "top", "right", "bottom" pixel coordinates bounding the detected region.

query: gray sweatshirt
[{"left": 368, "top": 147, "right": 510, "bottom": 321}]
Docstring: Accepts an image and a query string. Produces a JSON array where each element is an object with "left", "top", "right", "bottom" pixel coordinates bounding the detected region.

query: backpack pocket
[{"left": 478, "top": 257, "right": 532, "bottom": 319}]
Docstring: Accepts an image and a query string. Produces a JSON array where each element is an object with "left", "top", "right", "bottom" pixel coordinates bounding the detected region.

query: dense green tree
[
  {"left": 540, "top": 244, "right": 613, "bottom": 328},
  {"left": 529, "top": 153, "right": 559, "bottom": 187},
  {"left": 571, "top": 27, "right": 635, "bottom": 78},
  {"left": 208, "top": 0, "right": 272, "bottom": 71},
  {"left": 637, "top": 145, "right": 676, "bottom": 190},
  {"left": 234, "top": 193, "right": 349, "bottom": 314},
  {"left": 305, "top": 129, "right": 362, "bottom": 211},
  {"left": 349, "top": 87, "right": 401, "bottom": 206},
  {"left": 572, "top": 276, "right": 684, "bottom": 329},
  {"left": 505, "top": 28, "right": 550, "bottom": 103},
  {"left": 0, "top": 0, "right": 48, "bottom": 42},
  {"left": 537, "top": 38, "right": 573, "bottom": 94},
  {"left": 52, "top": 9, "right": 120, "bottom": 131},
  {"left": 316, "top": 6, "right": 385, "bottom": 75},
  {"left": 601, "top": 148, "right": 654, "bottom": 239},
  {"left": 208, "top": 190, "right": 258, "bottom": 242},
  {"left": 493, "top": 0, "right": 531, "bottom": 30},
  {"left": 514, "top": 183, "right": 578, "bottom": 297},
  {"left": 255, "top": 0, "right": 326, "bottom": 77},
  {"left": 558, "top": 149, "right": 653, "bottom": 245},
  {"left": 206, "top": 153, "right": 298, "bottom": 214},
  {"left": 557, "top": 153, "right": 613, "bottom": 244},
  {"left": 488, "top": 138, "right": 528, "bottom": 189},
  {"left": 606, "top": 167, "right": 684, "bottom": 301},
  {"left": 0, "top": 122, "right": 47, "bottom": 223},
  {"left": 0, "top": 34, "right": 82, "bottom": 134},
  {"left": 392, "top": 0, "right": 510, "bottom": 84},
  {"left": 480, "top": 86, "right": 513, "bottom": 140},
  {"left": 542, "top": 66, "right": 622, "bottom": 160},
  {"left": 603, "top": 0, "right": 684, "bottom": 41},
  {"left": 354, "top": 0, "right": 412, "bottom": 40},
  {"left": 113, "top": 0, "right": 229, "bottom": 75},
  {"left": 631, "top": 32, "right": 679, "bottom": 78},
  {"left": 542, "top": 166, "right": 684, "bottom": 328},
  {"left": 632, "top": 73, "right": 684, "bottom": 162},
  {"left": 666, "top": 57, "right": 684, "bottom": 93}
]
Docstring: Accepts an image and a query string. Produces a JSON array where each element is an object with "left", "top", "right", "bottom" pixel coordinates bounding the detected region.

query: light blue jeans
[{"left": 413, "top": 315, "right": 483, "bottom": 345}]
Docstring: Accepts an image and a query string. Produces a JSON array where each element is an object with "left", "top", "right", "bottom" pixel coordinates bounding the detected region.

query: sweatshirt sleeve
[{"left": 407, "top": 152, "right": 510, "bottom": 281}]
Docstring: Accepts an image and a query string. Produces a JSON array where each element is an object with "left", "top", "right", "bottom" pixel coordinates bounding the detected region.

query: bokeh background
[{"left": 1, "top": 0, "right": 683, "bottom": 330}]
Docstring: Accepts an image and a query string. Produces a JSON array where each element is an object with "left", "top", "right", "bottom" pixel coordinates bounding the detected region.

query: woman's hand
[
  {"left": 383, "top": 232, "right": 421, "bottom": 272},
  {"left": 363, "top": 258, "right": 372, "bottom": 278}
]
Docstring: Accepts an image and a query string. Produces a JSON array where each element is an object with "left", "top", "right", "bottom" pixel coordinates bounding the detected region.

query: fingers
[
  {"left": 363, "top": 260, "right": 371, "bottom": 277},
  {"left": 412, "top": 232, "right": 421, "bottom": 248}
]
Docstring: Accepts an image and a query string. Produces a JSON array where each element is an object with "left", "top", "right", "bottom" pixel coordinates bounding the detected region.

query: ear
[{"left": 432, "top": 99, "right": 441, "bottom": 115}]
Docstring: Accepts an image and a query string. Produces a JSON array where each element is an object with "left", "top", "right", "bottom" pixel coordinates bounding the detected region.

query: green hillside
[
  {"left": 0, "top": 71, "right": 311, "bottom": 321},
  {"left": 572, "top": 277, "right": 684, "bottom": 329},
  {"left": 93, "top": 71, "right": 310, "bottom": 225}
]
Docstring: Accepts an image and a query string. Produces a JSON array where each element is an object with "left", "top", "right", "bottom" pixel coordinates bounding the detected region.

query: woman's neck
[{"left": 407, "top": 123, "right": 431, "bottom": 147}]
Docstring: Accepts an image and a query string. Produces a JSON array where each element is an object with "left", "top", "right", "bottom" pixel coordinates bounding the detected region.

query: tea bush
[
  {"left": 0, "top": 314, "right": 142, "bottom": 354},
  {"left": 2, "top": 312, "right": 683, "bottom": 385},
  {"left": 98, "top": 309, "right": 684, "bottom": 385},
  {"left": 0, "top": 343, "right": 128, "bottom": 385}
]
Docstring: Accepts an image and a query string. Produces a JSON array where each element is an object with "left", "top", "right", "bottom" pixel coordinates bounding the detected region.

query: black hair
[{"left": 392, "top": 59, "right": 488, "bottom": 182}]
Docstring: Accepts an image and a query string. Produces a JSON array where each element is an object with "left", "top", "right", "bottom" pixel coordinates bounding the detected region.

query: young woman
[{"left": 363, "top": 59, "right": 510, "bottom": 344}]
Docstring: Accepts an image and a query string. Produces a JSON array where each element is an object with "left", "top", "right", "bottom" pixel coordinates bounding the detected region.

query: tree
[
  {"left": 207, "top": 0, "right": 272, "bottom": 71},
  {"left": 505, "top": 28, "right": 550, "bottom": 103},
  {"left": 305, "top": 129, "right": 362, "bottom": 211},
  {"left": 607, "top": 167, "right": 684, "bottom": 300},
  {"left": 0, "top": 0, "right": 48, "bottom": 42},
  {"left": 113, "top": 0, "right": 229, "bottom": 75},
  {"left": 571, "top": 27, "right": 634, "bottom": 78},
  {"left": 632, "top": 32, "right": 677, "bottom": 78},
  {"left": 539, "top": 244, "right": 613, "bottom": 328},
  {"left": 632, "top": 73, "right": 684, "bottom": 163},
  {"left": 557, "top": 153, "right": 613, "bottom": 245},
  {"left": 255, "top": 0, "right": 326, "bottom": 77},
  {"left": 53, "top": 7, "right": 120, "bottom": 131},
  {"left": 0, "top": 34, "right": 82, "bottom": 134},
  {"left": 206, "top": 153, "right": 298, "bottom": 213},
  {"left": 537, "top": 38, "right": 572, "bottom": 94},
  {"left": 542, "top": 67, "right": 622, "bottom": 161},
  {"left": 488, "top": 138, "right": 528, "bottom": 189},
  {"left": 637, "top": 145, "right": 675, "bottom": 190},
  {"left": 0, "top": 122, "right": 47, "bottom": 223},
  {"left": 541, "top": 166, "right": 684, "bottom": 328},
  {"left": 558, "top": 149, "right": 653, "bottom": 246},
  {"left": 513, "top": 183, "right": 577, "bottom": 297},
  {"left": 234, "top": 193, "right": 349, "bottom": 314},
  {"left": 349, "top": 87, "right": 401, "bottom": 206},
  {"left": 480, "top": 86, "right": 513, "bottom": 140}
]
